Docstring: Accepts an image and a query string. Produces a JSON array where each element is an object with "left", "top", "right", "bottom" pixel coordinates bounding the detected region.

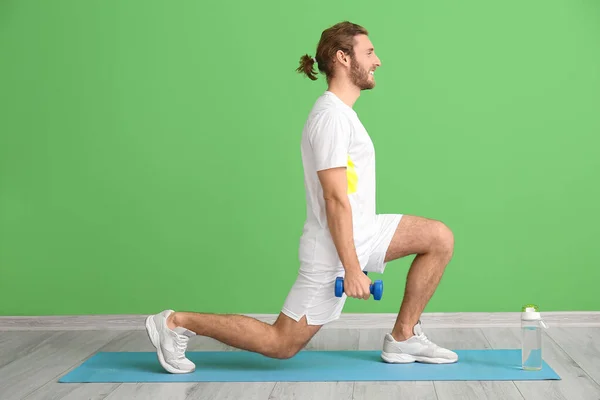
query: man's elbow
[{"left": 323, "top": 193, "right": 350, "bottom": 208}]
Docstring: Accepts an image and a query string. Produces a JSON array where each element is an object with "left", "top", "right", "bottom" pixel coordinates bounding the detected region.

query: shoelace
[
  {"left": 416, "top": 332, "right": 434, "bottom": 346},
  {"left": 173, "top": 334, "right": 189, "bottom": 359}
]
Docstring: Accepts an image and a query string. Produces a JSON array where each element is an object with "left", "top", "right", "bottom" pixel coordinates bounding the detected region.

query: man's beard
[{"left": 350, "top": 59, "right": 374, "bottom": 90}]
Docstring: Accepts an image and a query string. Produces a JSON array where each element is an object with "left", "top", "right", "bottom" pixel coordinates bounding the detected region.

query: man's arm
[
  {"left": 317, "top": 167, "right": 372, "bottom": 299},
  {"left": 317, "top": 167, "right": 362, "bottom": 275}
]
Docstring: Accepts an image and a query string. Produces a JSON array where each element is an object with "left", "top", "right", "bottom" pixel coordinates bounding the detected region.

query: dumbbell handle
[{"left": 334, "top": 272, "right": 383, "bottom": 300}]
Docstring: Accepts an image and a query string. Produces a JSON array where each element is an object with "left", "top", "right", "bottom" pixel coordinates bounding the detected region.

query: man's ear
[{"left": 335, "top": 50, "right": 349, "bottom": 66}]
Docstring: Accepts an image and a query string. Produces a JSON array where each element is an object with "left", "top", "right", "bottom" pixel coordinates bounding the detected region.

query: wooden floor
[{"left": 1, "top": 326, "right": 599, "bottom": 399}]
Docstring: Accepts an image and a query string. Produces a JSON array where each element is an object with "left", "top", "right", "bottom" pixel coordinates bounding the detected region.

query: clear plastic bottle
[{"left": 521, "top": 304, "right": 548, "bottom": 370}]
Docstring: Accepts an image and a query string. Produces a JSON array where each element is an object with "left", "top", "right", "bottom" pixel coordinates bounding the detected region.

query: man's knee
[
  {"left": 432, "top": 220, "right": 454, "bottom": 257},
  {"left": 264, "top": 336, "right": 306, "bottom": 359},
  {"left": 271, "top": 341, "right": 305, "bottom": 359},
  {"left": 264, "top": 315, "right": 319, "bottom": 359}
]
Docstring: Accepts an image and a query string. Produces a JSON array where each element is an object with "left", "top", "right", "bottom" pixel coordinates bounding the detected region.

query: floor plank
[
  {"left": 104, "top": 382, "right": 206, "bottom": 400},
  {"left": 435, "top": 380, "right": 525, "bottom": 400},
  {"left": 0, "top": 331, "right": 58, "bottom": 369},
  {"left": 353, "top": 381, "right": 438, "bottom": 400},
  {"left": 186, "top": 383, "right": 276, "bottom": 400},
  {"left": 482, "top": 327, "right": 600, "bottom": 400},
  {"left": 23, "top": 330, "right": 155, "bottom": 400},
  {"left": 546, "top": 327, "right": 600, "bottom": 386},
  {"left": 26, "top": 382, "right": 120, "bottom": 400},
  {"left": 269, "top": 382, "right": 353, "bottom": 400},
  {"left": 0, "top": 330, "right": 120, "bottom": 400}
]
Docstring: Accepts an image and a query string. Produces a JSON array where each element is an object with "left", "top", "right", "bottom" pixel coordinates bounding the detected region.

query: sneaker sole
[
  {"left": 145, "top": 315, "right": 195, "bottom": 374},
  {"left": 381, "top": 351, "right": 458, "bottom": 364}
]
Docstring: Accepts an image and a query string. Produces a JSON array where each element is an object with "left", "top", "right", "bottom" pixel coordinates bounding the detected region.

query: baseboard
[{"left": 0, "top": 311, "right": 599, "bottom": 331}]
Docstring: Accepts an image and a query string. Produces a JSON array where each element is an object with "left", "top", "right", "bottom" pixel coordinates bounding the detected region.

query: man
[{"left": 145, "top": 21, "right": 457, "bottom": 374}]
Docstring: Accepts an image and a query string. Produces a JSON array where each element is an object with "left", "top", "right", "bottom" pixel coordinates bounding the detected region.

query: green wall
[{"left": 1, "top": 0, "right": 599, "bottom": 316}]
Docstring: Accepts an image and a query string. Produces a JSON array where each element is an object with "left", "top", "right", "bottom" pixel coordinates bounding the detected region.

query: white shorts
[{"left": 281, "top": 214, "right": 403, "bottom": 326}]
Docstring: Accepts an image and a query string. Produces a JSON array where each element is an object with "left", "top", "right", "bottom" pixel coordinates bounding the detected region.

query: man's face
[{"left": 349, "top": 34, "right": 381, "bottom": 90}]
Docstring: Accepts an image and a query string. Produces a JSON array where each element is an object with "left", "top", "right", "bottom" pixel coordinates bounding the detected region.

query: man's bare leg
[
  {"left": 168, "top": 311, "right": 322, "bottom": 359},
  {"left": 383, "top": 215, "right": 455, "bottom": 341}
]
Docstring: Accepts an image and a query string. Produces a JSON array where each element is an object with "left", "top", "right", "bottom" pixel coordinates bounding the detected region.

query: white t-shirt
[{"left": 298, "top": 91, "right": 378, "bottom": 268}]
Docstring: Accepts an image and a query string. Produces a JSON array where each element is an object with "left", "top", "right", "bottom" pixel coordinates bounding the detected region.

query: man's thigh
[
  {"left": 277, "top": 269, "right": 345, "bottom": 350},
  {"left": 384, "top": 215, "right": 453, "bottom": 262}
]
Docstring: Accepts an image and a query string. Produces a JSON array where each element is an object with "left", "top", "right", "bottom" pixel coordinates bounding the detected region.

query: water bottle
[{"left": 521, "top": 304, "right": 548, "bottom": 370}]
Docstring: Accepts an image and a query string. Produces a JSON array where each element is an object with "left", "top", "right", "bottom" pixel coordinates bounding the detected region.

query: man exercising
[{"left": 145, "top": 21, "right": 458, "bottom": 374}]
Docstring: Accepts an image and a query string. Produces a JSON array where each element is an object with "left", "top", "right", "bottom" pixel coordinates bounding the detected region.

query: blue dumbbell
[{"left": 334, "top": 271, "right": 383, "bottom": 300}]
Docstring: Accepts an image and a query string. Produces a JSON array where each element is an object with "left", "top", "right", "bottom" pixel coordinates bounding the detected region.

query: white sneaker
[
  {"left": 145, "top": 310, "right": 196, "bottom": 374},
  {"left": 381, "top": 320, "right": 458, "bottom": 364}
]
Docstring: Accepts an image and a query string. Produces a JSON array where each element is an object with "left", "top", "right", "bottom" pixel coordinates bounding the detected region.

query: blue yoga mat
[{"left": 59, "top": 349, "right": 560, "bottom": 382}]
